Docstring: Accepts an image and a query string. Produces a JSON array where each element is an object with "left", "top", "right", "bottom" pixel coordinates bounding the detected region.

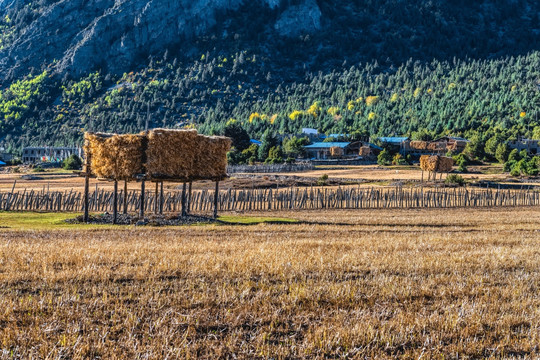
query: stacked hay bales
[
  {"left": 420, "top": 155, "right": 454, "bottom": 179},
  {"left": 84, "top": 129, "right": 231, "bottom": 182},
  {"left": 84, "top": 132, "right": 145, "bottom": 180},
  {"left": 192, "top": 135, "right": 232, "bottom": 180},
  {"left": 146, "top": 129, "right": 198, "bottom": 181},
  {"left": 427, "top": 141, "right": 446, "bottom": 151},
  {"left": 330, "top": 146, "right": 344, "bottom": 158},
  {"left": 410, "top": 141, "right": 428, "bottom": 150}
]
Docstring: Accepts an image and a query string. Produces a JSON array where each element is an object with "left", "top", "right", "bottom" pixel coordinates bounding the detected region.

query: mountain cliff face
[{"left": 0, "top": 0, "right": 321, "bottom": 82}]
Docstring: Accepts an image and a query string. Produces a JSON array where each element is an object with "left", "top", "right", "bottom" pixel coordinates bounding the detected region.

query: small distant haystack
[
  {"left": 84, "top": 132, "right": 145, "bottom": 180},
  {"left": 330, "top": 146, "right": 344, "bottom": 158},
  {"left": 420, "top": 155, "right": 454, "bottom": 180},
  {"left": 193, "top": 135, "right": 232, "bottom": 180},
  {"left": 146, "top": 129, "right": 198, "bottom": 181},
  {"left": 359, "top": 146, "right": 371, "bottom": 157}
]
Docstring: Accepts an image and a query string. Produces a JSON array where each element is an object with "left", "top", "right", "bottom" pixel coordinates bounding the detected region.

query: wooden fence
[
  {"left": 227, "top": 163, "right": 314, "bottom": 174},
  {"left": 1, "top": 186, "right": 539, "bottom": 213}
]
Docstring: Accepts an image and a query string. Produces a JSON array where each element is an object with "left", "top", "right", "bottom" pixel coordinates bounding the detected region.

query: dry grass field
[
  {"left": 1, "top": 207, "right": 540, "bottom": 358},
  {"left": 0, "top": 164, "right": 513, "bottom": 193}
]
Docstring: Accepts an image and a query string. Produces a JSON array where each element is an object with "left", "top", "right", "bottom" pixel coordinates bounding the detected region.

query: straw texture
[{"left": 85, "top": 132, "right": 145, "bottom": 180}]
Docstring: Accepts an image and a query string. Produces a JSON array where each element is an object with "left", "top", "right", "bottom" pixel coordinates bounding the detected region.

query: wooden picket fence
[
  {"left": 227, "top": 163, "right": 314, "bottom": 174},
  {"left": 1, "top": 186, "right": 539, "bottom": 213}
]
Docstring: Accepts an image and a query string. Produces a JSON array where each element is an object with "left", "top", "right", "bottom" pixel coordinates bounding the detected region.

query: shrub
[
  {"left": 392, "top": 153, "right": 407, "bottom": 165},
  {"left": 62, "top": 154, "right": 82, "bottom": 170},
  {"left": 317, "top": 173, "right": 329, "bottom": 186},
  {"left": 445, "top": 174, "right": 465, "bottom": 186}
]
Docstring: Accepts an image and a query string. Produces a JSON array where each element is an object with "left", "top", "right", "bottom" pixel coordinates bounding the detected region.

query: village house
[
  {"left": 22, "top": 146, "right": 82, "bottom": 164},
  {"left": 507, "top": 138, "right": 540, "bottom": 155}
]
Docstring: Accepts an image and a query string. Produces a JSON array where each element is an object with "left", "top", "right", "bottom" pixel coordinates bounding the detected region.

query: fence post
[
  {"left": 140, "top": 180, "right": 145, "bottom": 219},
  {"left": 113, "top": 180, "right": 118, "bottom": 224},
  {"left": 123, "top": 180, "right": 128, "bottom": 214},
  {"left": 214, "top": 181, "right": 219, "bottom": 219},
  {"left": 181, "top": 182, "right": 187, "bottom": 217}
]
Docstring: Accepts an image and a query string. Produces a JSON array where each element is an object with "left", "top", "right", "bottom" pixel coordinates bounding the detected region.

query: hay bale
[
  {"left": 410, "top": 141, "right": 428, "bottom": 150},
  {"left": 330, "top": 146, "right": 344, "bottom": 157},
  {"left": 427, "top": 141, "right": 446, "bottom": 151},
  {"left": 420, "top": 155, "right": 453, "bottom": 173},
  {"left": 359, "top": 146, "right": 371, "bottom": 157},
  {"left": 84, "top": 132, "right": 145, "bottom": 180},
  {"left": 146, "top": 129, "right": 199, "bottom": 181},
  {"left": 419, "top": 155, "right": 431, "bottom": 171},
  {"left": 437, "top": 156, "right": 454, "bottom": 172},
  {"left": 192, "top": 135, "right": 232, "bottom": 180}
]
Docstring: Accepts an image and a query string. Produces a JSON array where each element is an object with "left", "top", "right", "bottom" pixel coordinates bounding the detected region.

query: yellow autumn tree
[
  {"left": 307, "top": 101, "right": 322, "bottom": 118},
  {"left": 365, "top": 96, "right": 379, "bottom": 106}
]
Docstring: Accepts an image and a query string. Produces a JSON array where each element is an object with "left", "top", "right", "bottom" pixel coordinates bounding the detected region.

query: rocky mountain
[
  {"left": 0, "top": 0, "right": 322, "bottom": 83},
  {"left": 0, "top": 0, "right": 539, "bottom": 153}
]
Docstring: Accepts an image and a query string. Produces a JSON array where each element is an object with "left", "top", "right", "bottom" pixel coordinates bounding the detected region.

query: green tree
[
  {"left": 258, "top": 131, "right": 278, "bottom": 161},
  {"left": 223, "top": 120, "right": 250, "bottom": 151},
  {"left": 495, "top": 143, "right": 509, "bottom": 163},
  {"left": 377, "top": 149, "right": 392, "bottom": 165},
  {"left": 464, "top": 134, "right": 485, "bottom": 160}
]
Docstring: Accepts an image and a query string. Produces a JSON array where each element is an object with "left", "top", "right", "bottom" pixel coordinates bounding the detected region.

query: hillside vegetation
[{"left": 0, "top": 0, "right": 539, "bottom": 153}]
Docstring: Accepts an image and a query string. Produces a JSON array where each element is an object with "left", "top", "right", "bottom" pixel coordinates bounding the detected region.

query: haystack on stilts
[
  {"left": 146, "top": 129, "right": 198, "bottom": 181},
  {"left": 81, "top": 128, "right": 231, "bottom": 221},
  {"left": 84, "top": 132, "right": 145, "bottom": 180},
  {"left": 84, "top": 132, "right": 146, "bottom": 222},
  {"left": 420, "top": 155, "right": 454, "bottom": 182},
  {"left": 192, "top": 135, "right": 232, "bottom": 180}
]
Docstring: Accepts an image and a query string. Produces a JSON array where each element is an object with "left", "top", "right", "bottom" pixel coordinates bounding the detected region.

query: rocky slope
[{"left": 0, "top": 0, "right": 321, "bottom": 82}]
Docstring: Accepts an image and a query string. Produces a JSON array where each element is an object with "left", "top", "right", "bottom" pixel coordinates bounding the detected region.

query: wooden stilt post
[
  {"left": 123, "top": 180, "right": 128, "bottom": 214},
  {"left": 83, "top": 174, "right": 89, "bottom": 222},
  {"left": 421, "top": 170, "right": 424, "bottom": 183},
  {"left": 187, "top": 181, "right": 192, "bottom": 214},
  {"left": 83, "top": 137, "right": 90, "bottom": 222},
  {"left": 181, "top": 182, "right": 187, "bottom": 217},
  {"left": 154, "top": 182, "right": 159, "bottom": 214},
  {"left": 160, "top": 182, "right": 164, "bottom": 215},
  {"left": 113, "top": 180, "right": 118, "bottom": 224},
  {"left": 140, "top": 179, "right": 145, "bottom": 219},
  {"left": 214, "top": 180, "right": 219, "bottom": 219}
]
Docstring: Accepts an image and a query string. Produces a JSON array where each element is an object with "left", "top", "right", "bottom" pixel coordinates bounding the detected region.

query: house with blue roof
[
  {"left": 377, "top": 136, "right": 410, "bottom": 154},
  {"left": 304, "top": 142, "right": 351, "bottom": 160}
]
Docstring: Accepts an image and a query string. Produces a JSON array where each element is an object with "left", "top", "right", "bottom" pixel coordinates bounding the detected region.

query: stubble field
[{"left": 1, "top": 207, "right": 539, "bottom": 358}]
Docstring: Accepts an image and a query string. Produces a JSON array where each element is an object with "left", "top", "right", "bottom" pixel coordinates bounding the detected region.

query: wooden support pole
[
  {"left": 123, "top": 180, "right": 128, "bottom": 214},
  {"left": 154, "top": 182, "right": 159, "bottom": 214},
  {"left": 187, "top": 182, "right": 192, "bottom": 214},
  {"left": 83, "top": 174, "right": 89, "bottom": 222},
  {"left": 214, "top": 180, "right": 219, "bottom": 219},
  {"left": 113, "top": 180, "right": 118, "bottom": 224},
  {"left": 140, "top": 180, "right": 145, "bottom": 219},
  {"left": 181, "top": 182, "right": 187, "bottom": 217},
  {"left": 160, "top": 182, "right": 164, "bottom": 215}
]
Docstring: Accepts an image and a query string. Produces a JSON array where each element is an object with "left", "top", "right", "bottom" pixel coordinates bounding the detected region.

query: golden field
[{"left": 0, "top": 207, "right": 539, "bottom": 358}]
